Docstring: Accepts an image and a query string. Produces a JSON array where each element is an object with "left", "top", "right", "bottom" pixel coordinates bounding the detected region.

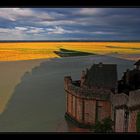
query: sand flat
[
  {"left": 0, "top": 42, "right": 140, "bottom": 61},
  {"left": 0, "top": 55, "right": 134, "bottom": 132},
  {"left": 0, "top": 59, "right": 47, "bottom": 113},
  {"left": 0, "top": 41, "right": 139, "bottom": 114}
]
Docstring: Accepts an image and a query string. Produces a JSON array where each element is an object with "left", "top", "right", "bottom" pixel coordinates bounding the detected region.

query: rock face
[{"left": 64, "top": 60, "right": 140, "bottom": 132}]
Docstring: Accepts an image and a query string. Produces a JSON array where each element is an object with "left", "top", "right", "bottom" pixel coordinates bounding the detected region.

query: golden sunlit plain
[{"left": 0, "top": 42, "right": 140, "bottom": 61}]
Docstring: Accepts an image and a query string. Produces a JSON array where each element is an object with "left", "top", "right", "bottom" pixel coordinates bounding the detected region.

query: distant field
[{"left": 0, "top": 42, "right": 140, "bottom": 61}]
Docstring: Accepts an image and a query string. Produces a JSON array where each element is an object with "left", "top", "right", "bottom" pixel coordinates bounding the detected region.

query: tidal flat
[
  {"left": 0, "top": 59, "right": 46, "bottom": 113},
  {"left": 0, "top": 55, "right": 135, "bottom": 132},
  {"left": 0, "top": 42, "right": 140, "bottom": 61},
  {"left": 0, "top": 41, "right": 139, "bottom": 131}
]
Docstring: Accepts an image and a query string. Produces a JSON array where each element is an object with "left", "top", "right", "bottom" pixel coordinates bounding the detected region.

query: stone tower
[{"left": 64, "top": 62, "right": 117, "bottom": 128}]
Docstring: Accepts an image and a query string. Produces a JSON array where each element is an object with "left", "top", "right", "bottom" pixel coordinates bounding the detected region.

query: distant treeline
[{"left": 0, "top": 40, "right": 140, "bottom": 43}]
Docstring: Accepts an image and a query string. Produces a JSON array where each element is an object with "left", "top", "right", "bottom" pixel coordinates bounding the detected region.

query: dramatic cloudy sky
[{"left": 0, "top": 8, "right": 140, "bottom": 40}]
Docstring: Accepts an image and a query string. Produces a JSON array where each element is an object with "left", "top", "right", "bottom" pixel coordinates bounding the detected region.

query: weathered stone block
[{"left": 115, "top": 109, "right": 125, "bottom": 132}]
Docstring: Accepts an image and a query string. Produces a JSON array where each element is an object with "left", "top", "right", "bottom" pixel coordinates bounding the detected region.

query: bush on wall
[{"left": 93, "top": 117, "right": 114, "bottom": 132}]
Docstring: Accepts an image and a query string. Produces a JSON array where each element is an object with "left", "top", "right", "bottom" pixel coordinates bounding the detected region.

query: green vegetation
[
  {"left": 92, "top": 117, "right": 114, "bottom": 133},
  {"left": 54, "top": 48, "right": 95, "bottom": 57},
  {"left": 136, "top": 112, "right": 140, "bottom": 132}
]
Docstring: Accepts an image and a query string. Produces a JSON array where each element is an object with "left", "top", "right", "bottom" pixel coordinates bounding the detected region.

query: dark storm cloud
[{"left": 0, "top": 8, "right": 139, "bottom": 40}]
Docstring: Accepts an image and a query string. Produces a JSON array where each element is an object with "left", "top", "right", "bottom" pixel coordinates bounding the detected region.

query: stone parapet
[
  {"left": 65, "top": 82, "right": 111, "bottom": 101},
  {"left": 128, "top": 89, "right": 140, "bottom": 108},
  {"left": 111, "top": 93, "right": 129, "bottom": 107}
]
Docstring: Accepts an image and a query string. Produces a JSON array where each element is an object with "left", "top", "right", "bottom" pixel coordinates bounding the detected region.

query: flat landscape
[
  {"left": 0, "top": 42, "right": 139, "bottom": 114},
  {"left": 0, "top": 8, "right": 139, "bottom": 132},
  {"left": 0, "top": 59, "right": 46, "bottom": 114},
  {"left": 0, "top": 55, "right": 134, "bottom": 132},
  {"left": 0, "top": 42, "right": 140, "bottom": 61}
]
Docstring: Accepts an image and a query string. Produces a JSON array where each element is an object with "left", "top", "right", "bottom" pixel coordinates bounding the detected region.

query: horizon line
[{"left": 0, "top": 40, "right": 140, "bottom": 42}]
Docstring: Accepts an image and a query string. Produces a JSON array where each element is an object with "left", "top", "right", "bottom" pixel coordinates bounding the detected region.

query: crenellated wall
[
  {"left": 97, "top": 101, "right": 111, "bottom": 122},
  {"left": 64, "top": 76, "right": 140, "bottom": 132},
  {"left": 76, "top": 97, "right": 83, "bottom": 123},
  {"left": 128, "top": 110, "right": 138, "bottom": 132},
  {"left": 65, "top": 77, "right": 112, "bottom": 127},
  {"left": 84, "top": 99, "right": 96, "bottom": 124},
  {"left": 128, "top": 89, "right": 140, "bottom": 107},
  {"left": 112, "top": 89, "right": 140, "bottom": 132},
  {"left": 115, "top": 109, "right": 125, "bottom": 132}
]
